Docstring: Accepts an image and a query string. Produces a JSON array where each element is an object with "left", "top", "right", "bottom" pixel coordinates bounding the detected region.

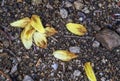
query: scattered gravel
[{"left": 0, "top": 0, "right": 120, "bottom": 81}]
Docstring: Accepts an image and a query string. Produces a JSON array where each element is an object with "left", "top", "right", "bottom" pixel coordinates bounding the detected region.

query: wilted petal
[
  {"left": 31, "top": 15, "right": 45, "bottom": 33},
  {"left": 10, "top": 17, "right": 30, "bottom": 28},
  {"left": 21, "top": 24, "right": 35, "bottom": 49},
  {"left": 53, "top": 50, "right": 78, "bottom": 61},
  {"left": 84, "top": 62, "right": 97, "bottom": 81},
  {"left": 45, "top": 27, "right": 58, "bottom": 37},
  {"left": 66, "top": 23, "right": 87, "bottom": 36},
  {"left": 33, "top": 32, "right": 47, "bottom": 48}
]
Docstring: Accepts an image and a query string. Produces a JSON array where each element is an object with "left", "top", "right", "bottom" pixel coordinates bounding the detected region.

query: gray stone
[
  {"left": 116, "top": 27, "right": 120, "bottom": 34},
  {"left": 10, "top": 64, "right": 18, "bottom": 74},
  {"left": 74, "top": 1, "right": 84, "bottom": 10},
  {"left": 51, "top": 63, "right": 58, "bottom": 70},
  {"left": 73, "top": 70, "right": 81, "bottom": 76},
  {"left": 69, "top": 46, "right": 80, "bottom": 53},
  {"left": 65, "top": 1, "right": 72, "bottom": 8},
  {"left": 92, "top": 41, "right": 100, "bottom": 48},
  {"left": 23, "top": 75, "right": 34, "bottom": 81},
  {"left": 82, "top": 7, "right": 90, "bottom": 14},
  {"left": 60, "top": 8, "right": 68, "bottom": 18},
  {"left": 96, "top": 29, "right": 120, "bottom": 50}
]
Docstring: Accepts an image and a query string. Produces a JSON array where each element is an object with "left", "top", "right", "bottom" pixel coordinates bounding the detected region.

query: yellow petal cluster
[
  {"left": 66, "top": 23, "right": 87, "bottom": 36},
  {"left": 10, "top": 15, "right": 57, "bottom": 49},
  {"left": 53, "top": 50, "right": 78, "bottom": 61},
  {"left": 84, "top": 62, "right": 97, "bottom": 81}
]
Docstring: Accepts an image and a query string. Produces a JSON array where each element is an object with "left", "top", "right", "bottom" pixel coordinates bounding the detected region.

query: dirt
[{"left": 0, "top": 0, "right": 120, "bottom": 81}]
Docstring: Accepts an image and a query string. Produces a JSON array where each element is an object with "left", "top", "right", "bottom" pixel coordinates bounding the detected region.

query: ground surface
[{"left": 0, "top": 0, "right": 120, "bottom": 81}]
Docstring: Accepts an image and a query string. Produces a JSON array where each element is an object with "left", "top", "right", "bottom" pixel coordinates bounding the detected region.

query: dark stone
[{"left": 96, "top": 29, "right": 120, "bottom": 50}]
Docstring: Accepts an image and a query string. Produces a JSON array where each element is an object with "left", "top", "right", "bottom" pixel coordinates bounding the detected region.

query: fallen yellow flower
[
  {"left": 84, "top": 62, "right": 97, "bottom": 81},
  {"left": 21, "top": 24, "right": 35, "bottom": 49},
  {"left": 10, "top": 17, "right": 30, "bottom": 28},
  {"left": 10, "top": 15, "right": 57, "bottom": 49},
  {"left": 53, "top": 50, "right": 78, "bottom": 61},
  {"left": 31, "top": 15, "right": 45, "bottom": 33},
  {"left": 33, "top": 32, "right": 47, "bottom": 48},
  {"left": 66, "top": 23, "right": 87, "bottom": 36}
]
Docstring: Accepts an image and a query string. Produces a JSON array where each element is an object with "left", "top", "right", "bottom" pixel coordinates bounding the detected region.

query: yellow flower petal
[
  {"left": 45, "top": 27, "right": 58, "bottom": 37},
  {"left": 66, "top": 23, "right": 87, "bottom": 36},
  {"left": 53, "top": 50, "right": 78, "bottom": 61},
  {"left": 10, "top": 17, "right": 30, "bottom": 28},
  {"left": 21, "top": 24, "right": 35, "bottom": 49},
  {"left": 31, "top": 15, "right": 45, "bottom": 33},
  {"left": 33, "top": 32, "right": 47, "bottom": 48},
  {"left": 84, "top": 62, "right": 97, "bottom": 81}
]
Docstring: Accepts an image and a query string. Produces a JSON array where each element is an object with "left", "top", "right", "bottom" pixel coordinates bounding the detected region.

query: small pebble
[
  {"left": 101, "top": 59, "right": 107, "bottom": 64},
  {"left": 10, "top": 64, "right": 18, "bottom": 74},
  {"left": 51, "top": 63, "right": 58, "bottom": 70},
  {"left": 23, "top": 75, "right": 34, "bottom": 81},
  {"left": 77, "top": 12, "right": 86, "bottom": 22},
  {"left": 73, "top": 70, "right": 81, "bottom": 76},
  {"left": 69, "top": 46, "right": 80, "bottom": 53},
  {"left": 65, "top": 1, "right": 72, "bottom": 8},
  {"left": 82, "top": 7, "right": 90, "bottom": 14},
  {"left": 60, "top": 8, "right": 68, "bottom": 18},
  {"left": 92, "top": 41, "right": 100, "bottom": 48},
  {"left": 99, "top": 72, "right": 104, "bottom": 76},
  {"left": 96, "top": 29, "right": 120, "bottom": 50},
  {"left": 74, "top": 1, "right": 84, "bottom": 10},
  {"left": 0, "top": 49, "right": 3, "bottom": 52},
  {"left": 3, "top": 41, "right": 9, "bottom": 48},
  {"left": 101, "top": 77, "right": 106, "bottom": 81},
  {"left": 116, "top": 27, "right": 120, "bottom": 34},
  {"left": 32, "top": 0, "right": 42, "bottom": 5}
]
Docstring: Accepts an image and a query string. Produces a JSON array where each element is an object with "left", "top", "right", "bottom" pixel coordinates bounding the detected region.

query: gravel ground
[{"left": 0, "top": 0, "right": 120, "bottom": 81}]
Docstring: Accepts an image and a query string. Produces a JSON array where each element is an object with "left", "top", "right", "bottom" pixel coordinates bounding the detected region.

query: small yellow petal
[
  {"left": 84, "top": 62, "right": 97, "bottom": 81},
  {"left": 66, "top": 23, "right": 87, "bottom": 36},
  {"left": 33, "top": 32, "right": 47, "bottom": 48},
  {"left": 31, "top": 15, "right": 45, "bottom": 33},
  {"left": 10, "top": 17, "right": 30, "bottom": 28},
  {"left": 53, "top": 50, "right": 78, "bottom": 61},
  {"left": 45, "top": 27, "right": 58, "bottom": 37},
  {"left": 21, "top": 24, "right": 35, "bottom": 49}
]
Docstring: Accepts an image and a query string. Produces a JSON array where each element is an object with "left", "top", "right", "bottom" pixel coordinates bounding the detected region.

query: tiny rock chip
[
  {"left": 73, "top": 70, "right": 81, "bottom": 76},
  {"left": 96, "top": 29, "right": 120, "bottom": 50}
]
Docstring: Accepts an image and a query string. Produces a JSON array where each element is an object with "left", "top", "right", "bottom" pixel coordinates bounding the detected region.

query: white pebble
[
  {"left": 69, "top": 46, "right": 80, "bottom": 53},
  {"left": 101, "top": 77, "right": 106, "bottom": 81},
  {"left": 82, "top": 7, "right": 90, "bottom": 14},
  {"left": 65, "top": 1, "right": 72, "bottom": 8},
  {"left": 73, "top": 70, "right": 81, "bottom": 76},
  {"left": 23, "top": 75, "right": 34, "bottom": 81},
  {"left": 10, "top": 64, "right": 18, "bottom": 74},
  {"left": 51, "top": 63, "right": 58, "bottom": 70},
  {"left": 92, "top": 41, "right": 100, "bottom": 48},
  {"left": 60, "top": 8, "right": 68, "bottom": 18}
]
